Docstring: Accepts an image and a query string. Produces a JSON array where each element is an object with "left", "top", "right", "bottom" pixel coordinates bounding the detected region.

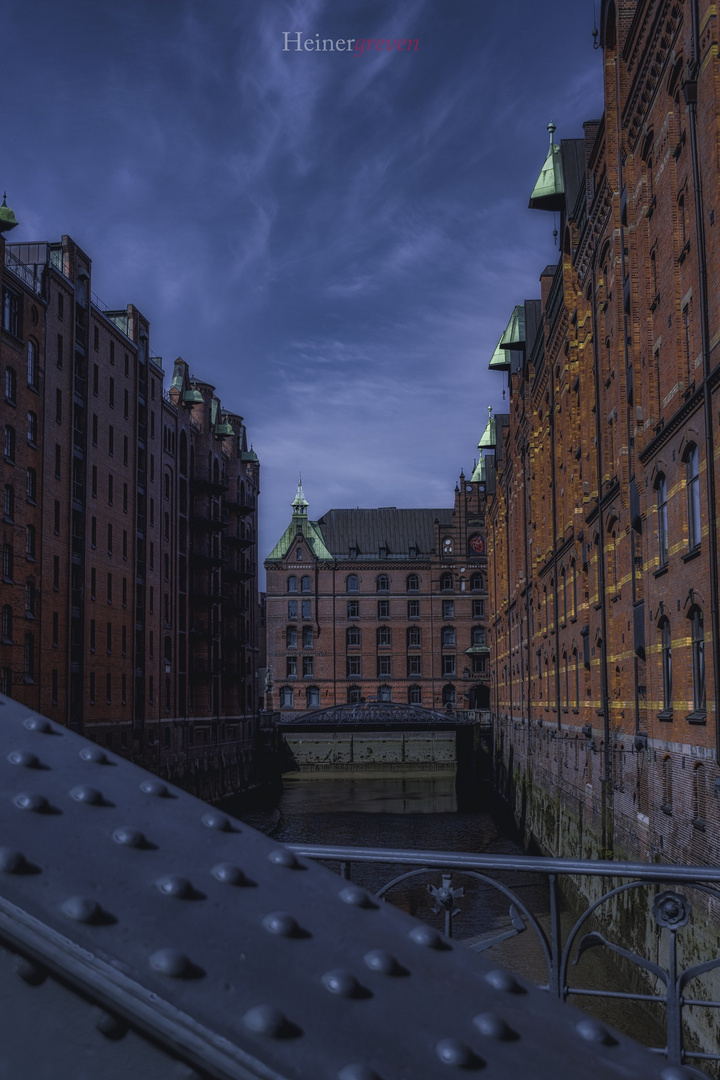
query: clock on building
[{"left": 469, "top": 535, "right": 485, "bottom": 556}]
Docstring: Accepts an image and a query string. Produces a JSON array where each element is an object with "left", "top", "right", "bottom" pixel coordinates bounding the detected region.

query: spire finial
[{"left": 547, "top": 121, "right": 556, "bottom": 145}]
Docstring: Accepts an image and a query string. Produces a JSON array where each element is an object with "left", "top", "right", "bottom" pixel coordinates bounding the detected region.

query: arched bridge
[{"left": 0, "top": 695, "right": 689, "bottom": 1078}]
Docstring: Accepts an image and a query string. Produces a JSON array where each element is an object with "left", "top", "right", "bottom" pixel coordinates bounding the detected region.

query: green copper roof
[
  {"left": 528, "top": 123, "right": 565, "bottom": 212},
  {"left": 499, "top": 306, "right": 525, "bottom": 350},
  {"left": 292, "top": 478, "right": 309, "bottom": 516},
  {"left": 0, "top": 193, "right": 18, "bottom": 234},
  {"left": 215, "top": 419, "right": 235, "bottom": 438},
  {"left": 242, "top": 447, "right": 259, "bottom": 463},
  {"left": 183, "top": 387, "right": 204, "bottom": 405},
  {"left": 266, "top": 518, "right": 334, "bottom": 562},
  {"left": 488, "top": 338, "right": 511, "bottom": 372},
  {"left": 465, "top": 645, "right": 490, "bottom": 655},
  {"left": 478, "top": 407, "right": 496, "bottom": 451},
  {"left": 470, "top": 457, "right": 486, "bottom": 483}
]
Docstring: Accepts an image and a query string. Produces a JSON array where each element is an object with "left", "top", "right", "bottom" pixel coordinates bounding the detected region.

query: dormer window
[{"left": 296, "top": 547, "right": 303, "bottom": 560}]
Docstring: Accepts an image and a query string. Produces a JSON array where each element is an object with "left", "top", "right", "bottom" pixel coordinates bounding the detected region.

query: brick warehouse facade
[
  {"left": 264, "top": 470, "right": 494, "bottom": 717},
  {"left": 0, "top": 219, "right": 260, "bottom": 799},
  {"left": 484, "top": 0, "right": 720, "bottom": 866}
]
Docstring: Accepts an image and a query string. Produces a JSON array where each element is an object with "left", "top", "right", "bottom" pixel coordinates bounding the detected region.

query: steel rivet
[
  {"left": 93, "top": 1009, "right": 129, "bottom": 1040},
  {"left": 140, "top": 779, "right": 169, "bottom": 797},
  {"left": 435, "top": 1038, "right": 478, "bottom": 1067},
  {"left": 113, "top": 827, "right": 147, "bottom": 848},
  {"left": 484, "top": 969, "right": 524, "bottom": 994},
  {"left": 473, "top": 1012, "right": 514, "bottom": 1040},
  {"left": 363, "top": 949, "right": 402, "bottom": 975},
  {"left": 576, "top": 1019, "right": 615, "bottom": 1045},
  {"left": 268, "top": 848, "right": 301, "bottom": 869},
  {"left": 22, "top": 717, "right": 53, "bottom": 734},
  {"left": 14, "top": 957, "right": 47, "bottom": 985},
  {"left": 7, "top": 750, "right": 40, "bottom": 768},
  {"left": 243, "top": 1005, "right": 293, "bottom": 1038},
  {"left": 61, "top": 896, "right": 104, "bottom": 923},
  {"left": 201, "top": 811, "right": 232, "bottom": 831},
  {"left": 14, "top": 792, "right": 49, "bottom": 813},
  {"left": 80, "top": 747, "right": 108, "bottom": 764},
  {"left": 212, "top": 862, "right": 247, "bottom": 885},
  {"left": 149, "top": 949, "right": 194, "bottom": 978},
  {"left": 321, "top": 969, "right": 364, "bottom": 998},
  {"left": 408, "top": 925, "right": 444, "bottom": 949},
  {"left": 338, "top": 1066, "right": 383, "bottom": 1080},
  {"left": 156, "top": 875, "right": 195, "bottom": 899},
  {"left": 70, "top": 785, "right": 104, "bottom": 805},
  {"left": 262, "top": 912, "right": 300, "bottom": 937},
  {"left": 339, "top": 885, "right": 375, "bottom": 908},
  {"left": 0, "top": 848, "right": 28, "bottom": 873}
]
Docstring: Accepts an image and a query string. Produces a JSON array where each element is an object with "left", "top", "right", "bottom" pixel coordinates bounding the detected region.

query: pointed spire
[
  {"left": 528, "top": 122, "right": 565, "bottom": 212},
  {"left": 0, "top": 192, "right": 19, "bottom": 234},
  {"left": 478, "top": 405, "right": 497, "bottom": 450},
  {"left": 292, "top": 477, "right": 308, "bottom": 517}
]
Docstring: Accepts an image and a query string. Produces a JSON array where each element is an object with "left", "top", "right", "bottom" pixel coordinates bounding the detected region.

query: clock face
[{"left": 469, "top": 535, "right": 485, "bottom": 555}]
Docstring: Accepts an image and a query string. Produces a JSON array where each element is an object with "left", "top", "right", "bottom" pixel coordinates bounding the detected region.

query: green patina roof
[
  {"left": 266, "top": 518, "right": 334, "bottom": 562},
  {"left": 470, "top": 457, "right": 486, "bottom": 483},
  {"left": 528, "top": 123, "right": 565, "bottom": 211},
  {"left": 0, "top": 193, "right": 19, "bottom": 234},
  {"left": 499, "top": 305, "right": 525, "bottom": 351},
  {"left": 242, "top": 447, "right": 259, "bottom": 463},
  {"left": 488, "top": 337, "right": 511, "bottom": 372},
  {"left": 478, "top": 407, "right": 496, "bottom": 451}
]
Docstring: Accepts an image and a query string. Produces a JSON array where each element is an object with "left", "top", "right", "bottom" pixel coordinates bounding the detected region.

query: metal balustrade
[
  {"left": 0, "top": 694, "right": 679, "bottom": 1079},
  {"left": 288, "top": 842, "right": 720, "bottom": 1074}
]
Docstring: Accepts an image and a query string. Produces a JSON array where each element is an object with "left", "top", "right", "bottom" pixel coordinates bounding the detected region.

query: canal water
[{"left": 224, "top": 774, "right": 667, "bottom": 1055}]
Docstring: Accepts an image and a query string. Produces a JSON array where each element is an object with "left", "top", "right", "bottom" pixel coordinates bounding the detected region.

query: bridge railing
[
  {"left": 288, "top": 842, "right": 720, "bottom": 1075},
  {"left": 0, "top": 694, "right": 690, "bottom": 1080}
]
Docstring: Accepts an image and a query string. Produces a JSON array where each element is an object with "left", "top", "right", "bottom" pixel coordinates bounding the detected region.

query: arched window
[
  {"left": 561, "top": 567, "right": 567, "bottom": 623},
  {"left": 441, "top": 627, "right": 456, "bottom": 647},
  {"left": 376, "top": 574, "right": 389, "bottom": 592},
  {"left": 377, "top": 626, "right": 391, "bottom": 647},
  {"left": 287, "top": 575, "right": 297, "bottom": 593},
  {"left": 346, "top": 574, "right": 359, "bottom": 593},
  {"left": 689, "top": 607, "right": 706, "bottom": 715},
  {"left": 573, "top": 648, "right": 580, "bottom": 708},
  {"left": 685, "top": 444, "right": 701, "bottom": 549},
  {"left": 655, "top": 474, "right": 668, "bottom": 567},
  {"left": 279, "top": 687, "right": 294, "bottom": 708},
  {"left": 659, "top": 617, "right": 672, "bottom": 714},
  {"left": 27, "top": 340, "right": 38, "bottom": 389},
  {"left": 563, "top": 652, "right": 569, "bottom": 708},
  {"left": 306, "top": 686, "right": 320, "bottom": 708},
  {"left": 406, "top": 574, "right": 419, "bottom": 592},
  {"left": 1, "top": 604, "right": 12, "bottom": 641},
  {"left": 470, "top": 573, "right": 483, "bottom": 592},
  {"left": 407, "top": 626, "right": 420, "bottom": 648},
  {"left": 661, "top": 755, "right": 673, "bottom": 815},
  {"left": 692, "top": 762, "right": 706, "bottom": 827},
  {"left": 570, "top": 560, "right": 577, "bottom": 618},
  {"left": 300, "top": 575, "right": 311, "bottom": 593},
  {"left": 4, "top": 367, "right": 16, "bottom": 404},
  {"left": 440, "top": 573, "right": 453, "bottom": 592},
  {"left": 378, "top": 685, "right": 392, "bottom": 702},
  {"left": 442, "top": 684, "right": 456, "bottom": 706}
]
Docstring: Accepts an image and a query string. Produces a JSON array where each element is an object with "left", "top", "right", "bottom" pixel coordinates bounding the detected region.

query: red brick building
[
  {"left": 485, "top": 0, "right": 720, "bottom": 864},
  {"left": 1, "top": 215, "right": 260, "bottom": 797},
  {"left": 264, "top": 471, "right": 493, "bottom": 717}
]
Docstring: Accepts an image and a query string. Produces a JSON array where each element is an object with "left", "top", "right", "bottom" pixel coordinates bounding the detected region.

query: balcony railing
[
  {"left": 191, "top": 467, "right": 229, "bottom": 493},
  {"left": 288, "top": 842, "right": 720, "bottom": 1074}
]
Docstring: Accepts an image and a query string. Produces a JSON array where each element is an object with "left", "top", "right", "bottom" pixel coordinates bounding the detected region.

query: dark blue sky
[{"left": 4, "top": 0, "right": 604, "bottom": 578}]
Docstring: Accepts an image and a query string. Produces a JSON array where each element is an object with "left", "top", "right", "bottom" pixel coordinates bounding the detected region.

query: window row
[
  {"left": 658, "top": 607, "right": 705, "bottom": 718},
  {"left": 338, "top": 625, "right": 486, "bottom": 649},
  {"left": 278, "top": 685, "right": 457, "bottom": 708},
  {"left": 655, "top": 443, "right": 702, "bottom": 568},
  {"left": 344, "top": 656, "right": 458, "bottom": 677},
  {"left": 342, "top": 599, "right": 468, "bottom": 619}
]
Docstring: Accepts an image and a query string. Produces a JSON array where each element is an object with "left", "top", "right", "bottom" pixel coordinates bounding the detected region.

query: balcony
[
  {"left": 191, "top": 508, "right": 229, "bottom": 532},
  {"left": 223, "top": 532, "right": 254, "bottom": 549},
  {"left": 190, "top": 467, "right": 229, "bottom": 494}
]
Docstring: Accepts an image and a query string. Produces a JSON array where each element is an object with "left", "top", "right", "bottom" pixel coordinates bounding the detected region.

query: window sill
[
  {"left": 686, "top": 710, "right": 707, "bottom": 724},
  {"left": 653, "top": 565, "right": 668, "bottom": 578},
  {"left": 657, "top": 710, "right": 673, "bottom": 722},
  {"left": 661, "top": 804, "right": 673, "bottom": 816},
  {"left": 683, "top": 547, "right": 701, "bottom": 563},
  {"left": 692, "top": 816, "right": 706, "bottom": 832}
]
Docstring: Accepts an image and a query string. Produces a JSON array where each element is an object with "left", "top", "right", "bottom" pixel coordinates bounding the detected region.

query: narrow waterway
[{"left": 224, "top": 774, "right": 667, "bottom": 1057}]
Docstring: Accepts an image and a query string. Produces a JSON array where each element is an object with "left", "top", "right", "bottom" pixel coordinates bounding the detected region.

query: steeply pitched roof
[
  {"left": 265, "top": 518, "right": 334, "bottom": 562},
  {"left": 316, "top": 507, "right": 453, "bottom": 560}
]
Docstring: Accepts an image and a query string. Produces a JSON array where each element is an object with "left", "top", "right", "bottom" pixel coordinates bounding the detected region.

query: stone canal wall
[
  {"left": 282, "top": 729, "right": 457, "bottom": 777},
  {"left": 493, "top": 714, "right": 720, "bottom": 1069}
]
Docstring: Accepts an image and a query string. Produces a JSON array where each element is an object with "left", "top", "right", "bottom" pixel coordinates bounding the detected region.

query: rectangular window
[
  {"left": 123, "top": 484, "right": 128, "bottom": 513},
  {"left": 107, "top": 523, "right": 113, "bottom": 554},
  {"left": 90, "top": 619, "right": 96, "bottom": 651},
  {"left": 108, "top": 475, "right": 113, "bottom": 505},
  {"left": 288, "top": 600, "right": 298, "bottom": 619},
  {"left": 286, "top": 656, "right": 297, "bottom": 678},
  {"left": 55, "top": 389, "right": 62, "bottom": 424},
  {"left": 106, "top": 673, "right": 111, "bottom": 705},
  {"left": 378, "top": 600, "right": 389, "bottom": 618},
  {"left": 303, "top": 656, "right": 314, "bottom": 677},
  {"left": 407, "top": 600, "right": 419, "bottom": 618},
  {"left": 91, "top": 465, "right": 97, "bottom": 498},
  {"left": 377, "top": 656, "right": 392, "bottom": 676},
  {"left": 124, "top": 389, "right": 129, "bottom": 418},
  {"left": 90, "top": 672, "right": 95, "bottom": 705},
  {"left": 53, "top": 556, "right": 60, "bottom": 591},
  {"left": 106, "top": 622, "right": 112, "bottom": 654},
  {"left": 52, "top": 669, "right": 58, "bottom": 706},
  {"left": 54, "top": 500, "right": 60, "bottom": 535},
  {"left": 122, "top": 673, "right": 127, "bottom": 705},
  {"left": 52, "top": 612, "right": 59, "bottom": 648},
  {"left": 91, "top": 517, "right": 97, "bottom": 548},
  {"left": 93, "top": 325, "right": 99, "bottom": 351},
  {"left": 442, "top": 600, "right": 455, "bottom": 619},
  {"left": 472, "top": 599, "right": 484, "bottom": 618},
  {"left": 407, "top": 655, "right": 421, "bottom": 676},
  {"left": 109, "top": 377, "right": 115, "bottom": 407},
  {"left": 123, "top": 435, "right": 128, "bottom": 465},
  {"left": 347, "top": 656, "right": 361, "bottom": 677},
  {"left": 108, "top": 426, "right": 114, "bottom": 456},
  {"left": 122, "top": 578, "right": 127, "bottom": 607},
  {"left": 442, "top": 654, "right": 456, "bottom": 676},
  {"left": 57, "top": 334, "right": 63, "bottom": 368},
  {"left": 302, "top": 626, "right": 313, "bottom": 648},
  {"left": 347, "top": 600, "right": 359, "bottom": 618},
  {"left": 93, "top": 364, "right": 99, "bottom": 396},
  {"left": 91, "top": 567, "right": 96, "bottom": 599},
  {"left": 92, "top": 414, "right": 98, "bottom": 446},
  {"left": 110, "top": 340, "right": 115, "bottom": 365},
  {"left": 123, "top": 531, "right": 128, "bottom": 559},
  {"left": 121, "top": 625, "right": 127, "bottom": 656},
  {"left": 55, "top": 444, "right": 61, "bottom": 479},
  {"left": 107, "top": 573, "right": 112, "bottom": 604},
  {"left": 301, "top": 599, "right": 312, "bottom": 620}
]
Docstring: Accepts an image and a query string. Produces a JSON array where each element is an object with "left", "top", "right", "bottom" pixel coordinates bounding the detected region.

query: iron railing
[{"left": 288, "top": 842, "right": 720, "bottom": 1073}]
